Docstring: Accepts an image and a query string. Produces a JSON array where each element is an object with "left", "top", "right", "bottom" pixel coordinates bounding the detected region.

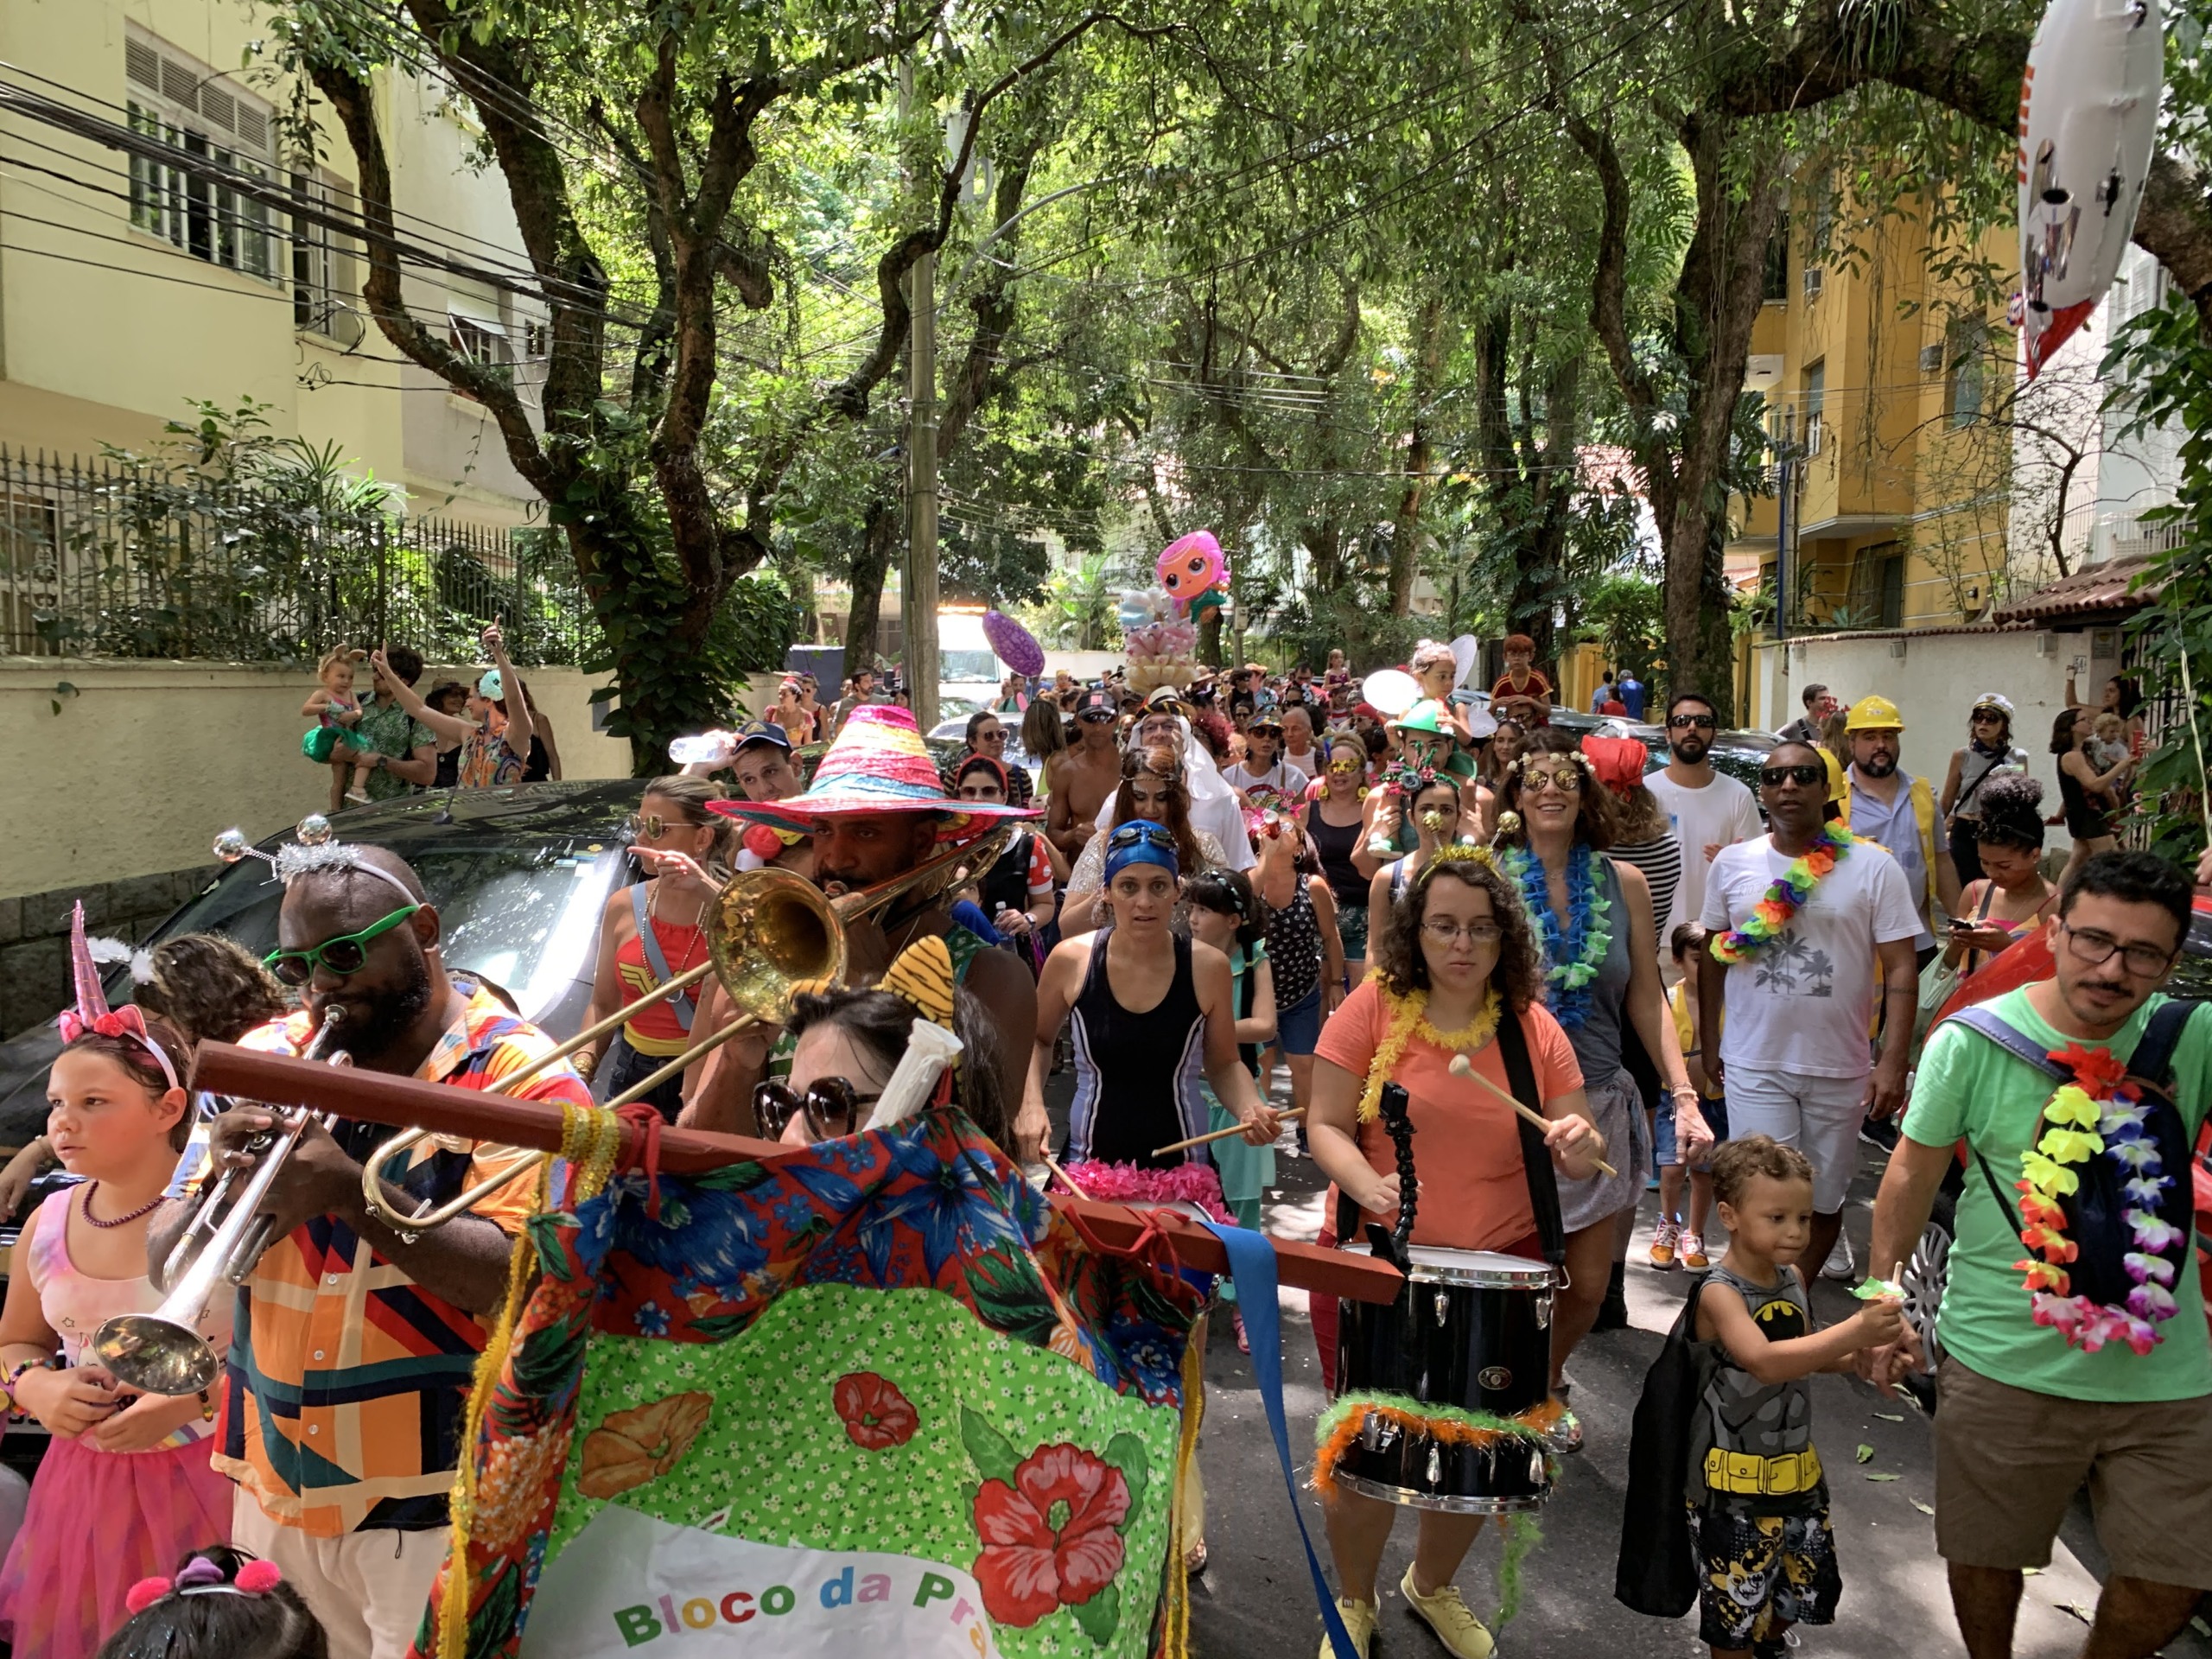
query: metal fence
[{"left": 0, "top": 446, "right": 602, "bottom": 665}]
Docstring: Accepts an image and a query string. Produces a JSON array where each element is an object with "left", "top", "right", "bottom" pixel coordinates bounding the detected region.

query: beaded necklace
[{"left": 1500, "top": 843, "right": 1611, "bottom": 1030}]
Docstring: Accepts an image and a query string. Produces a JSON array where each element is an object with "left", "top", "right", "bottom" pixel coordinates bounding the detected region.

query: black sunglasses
[
  {"left": 1667, "top": 713, "right": 1717, "bottom": 730},
  {"left": 754, "top": 1077, "right": 880, "bottom": 1140},
  {"left": 1760, "top": 764, "right": 1826, "bottom": 787}
]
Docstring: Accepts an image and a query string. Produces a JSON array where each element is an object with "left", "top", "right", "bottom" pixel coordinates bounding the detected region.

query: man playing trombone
[
  {"left": 685, "top": 705, "right": 1048, "bottom": 1156},
  {"left": 144, "top": 842, "right": 590, "bottom": 1659}
]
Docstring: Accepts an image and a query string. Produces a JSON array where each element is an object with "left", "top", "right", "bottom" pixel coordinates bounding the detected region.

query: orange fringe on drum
[{"left": 1311, "top": 1395, "right": 1567, "bottom": 1499}]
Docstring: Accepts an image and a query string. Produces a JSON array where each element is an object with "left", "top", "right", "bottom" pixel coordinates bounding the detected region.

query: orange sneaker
[
  {"left": 1648, "top": 1218, "right": 1680, "bottom": 1269},
  {"left": 1680, "top": 1232, "right": 1709, "bottom": 1270}
]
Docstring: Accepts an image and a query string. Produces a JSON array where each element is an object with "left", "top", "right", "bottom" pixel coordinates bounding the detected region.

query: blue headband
[{"left": 1104, "top": 819, "right": 1180, "bottom": 882}]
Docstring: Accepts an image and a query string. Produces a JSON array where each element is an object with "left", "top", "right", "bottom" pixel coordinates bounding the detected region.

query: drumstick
[
  {"left": 1041, "top": 1154, "right": 1092, "bottom": 1201},
  {"left": 1151, "top": 1107, "right": 1306, "bottom": 1158},
  {"left": 1447, "top": 1055, "right": 1618, "bottom": 1179}
]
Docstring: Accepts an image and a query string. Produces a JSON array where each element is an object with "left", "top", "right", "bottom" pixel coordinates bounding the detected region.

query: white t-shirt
[
  {"left": 1646, "top": 768, "right": 1764, "bottom": 938},
  {"left": 1700, "top": 833, "right": 1923, "bottom": 1078},
  {"left": 1092, "top": 787, "right": 1256, "bottom": 872},
  {"left": 1221, "top": 759, "right": 1310, "bottom": 800}
]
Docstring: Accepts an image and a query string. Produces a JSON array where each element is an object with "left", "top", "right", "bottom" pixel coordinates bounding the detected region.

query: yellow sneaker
[
  {"left": 1401, "top": 1565, "right": 1497, "bottom": 1659},
  {"left": 1319, "top": 1596, "right": 1377, "bottom": 1659},
  {"left": 1648, "top": 1218, "right": 1680, "bottom": 1269},
  {"left": 1679, "top": 1231, "right": 1709, "bottom": 1270}
]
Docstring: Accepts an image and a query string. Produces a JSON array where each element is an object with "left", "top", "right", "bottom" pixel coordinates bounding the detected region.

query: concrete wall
[
  {"left": 0, "top": 657, "right": 630, "bottom": 901},
  {"left": 1749, "top": 622, "right": 2117, "bottom": 857},
  {"left": 0, "top": 861, "right": 217, "bottom": 1036}
]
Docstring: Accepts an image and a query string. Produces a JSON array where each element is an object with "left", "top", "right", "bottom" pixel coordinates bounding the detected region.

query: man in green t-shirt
[{"left": 1871, "top": 850, "right": 2212, "bottom": 1659}]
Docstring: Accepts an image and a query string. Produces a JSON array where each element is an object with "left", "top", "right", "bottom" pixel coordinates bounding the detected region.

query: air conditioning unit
[
  {"left": 1919, "top": 343, "right": 1945, "bottom": 375},
  {"left": 1802, "top": 267, "right": 1825, "bottom": 300}
]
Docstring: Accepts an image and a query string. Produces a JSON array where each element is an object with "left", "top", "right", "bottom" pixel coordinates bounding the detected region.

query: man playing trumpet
[
  {"left": 146, "top": 841, "right": 588, "bottom": 1659},
  {"left": 684, "top": 705, "right": 1046, "bottom": 1155}
]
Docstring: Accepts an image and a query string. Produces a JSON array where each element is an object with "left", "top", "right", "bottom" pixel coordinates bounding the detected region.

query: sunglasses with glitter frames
[
  {"left": 1759, "top": 764, "right": 1826, "bottom": 788},
  {"left": 264, "top": 905, "right": 423, "bottom": 986},
  {"left": 1518, "top": 767, "right": 1583, "bottom": 793},
  {"left": 753, "top": 1077, "right": 881, "bottom": 1140}
]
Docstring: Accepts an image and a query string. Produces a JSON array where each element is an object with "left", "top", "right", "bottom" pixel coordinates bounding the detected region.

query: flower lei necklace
[
  {"left": 1500, "top": 843, "right": 1611, "bottom": 1030},
  {"left": 2013, "top": 1041, "right": 2184, "bottom": 1355},
  {"left": 1357, "top": 978, "right": 1502, "bottom": 1121},
  {"left": 1709, "top": 824, "right": 1853, "bottom": 963}
]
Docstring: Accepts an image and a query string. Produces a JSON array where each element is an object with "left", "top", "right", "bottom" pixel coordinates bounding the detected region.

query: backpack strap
[
  {"left": 629, "top": 883, "right": 696, "bottom": 1033},
  {"left": 2123, "top": 998, "right": 2202, "bottom": 1099},
  {"left": 1497, "top": 1009, "right": 1567, "bottom": 1270},
  {"left": 1945, "top": 1004, "right": 2069, "bottom": 1081}
]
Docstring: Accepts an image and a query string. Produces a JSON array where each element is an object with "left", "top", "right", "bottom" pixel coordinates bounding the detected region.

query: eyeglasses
[
  {"left": 753, "top": 1077, "right": 880, "bottom": 1140},
  {"left": 1421, "top": 919, "right": 1503, "bottom": 945},
  {"left": 1108, "top": 823, "right": 1178, "bottom": 854},
  {"left": 1078, "top": 711, "right": 1115, "bottom": 723},
  {"left": 264, "top": 905, "right": 422, "bottom": 986},
  {"left": 1760, "top": 764, "right": 1826, "bottom": 787},
  {"left": 1667, "top": 713, "right": 1717, "bottom": 730},
  {"left": 1519, "top": 767, "right": 1583, "bottom": 794},
  {"left": 1972, "top": 711, "right": 2004, "bottom": 724},
  {"left": 2058, "top": 922, "right": 2177, "bottom": 978},
  {"left": 976, "top": 728, "right": 1005, "bottom": 743}
]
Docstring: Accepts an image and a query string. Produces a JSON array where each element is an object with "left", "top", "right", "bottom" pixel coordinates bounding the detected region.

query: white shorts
[
  {"left": 232, "top": 1490, "right": 449, "bottom": 1659},
  {"left": 1719, "top": 1065, "right": 1867, "bottom": 1214}
]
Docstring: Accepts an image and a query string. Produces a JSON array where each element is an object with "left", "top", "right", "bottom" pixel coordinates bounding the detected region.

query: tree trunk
[
  {"left": 844, "top": 500, "right": 899, "bottom": 684},
  {"left": 1389, "top": 298, "right": 1446, "bottom": 615}
]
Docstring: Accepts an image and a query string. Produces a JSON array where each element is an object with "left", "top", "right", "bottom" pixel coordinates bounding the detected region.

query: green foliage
[
  {"left": 1573, "top": 573, "right": 1666, "bottom": 683},
  {"left": 2106, "top": 289, "right": 2212, "bottom": 864}
]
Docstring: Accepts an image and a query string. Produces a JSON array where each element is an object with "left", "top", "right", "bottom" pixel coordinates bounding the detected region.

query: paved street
[{"left": 1046, "top": 1075, "right": 2212, "bottom": 1659}]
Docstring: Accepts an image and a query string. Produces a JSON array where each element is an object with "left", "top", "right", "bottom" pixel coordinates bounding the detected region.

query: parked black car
[{"left": 0, "top": 781, "right": 651, "bottom": 1146}]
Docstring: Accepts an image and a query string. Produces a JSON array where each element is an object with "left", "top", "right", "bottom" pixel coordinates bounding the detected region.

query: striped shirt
[
  {"left": 216, "top": 988, "right": 588, "bottom": 1535},
  {"left": 1608, "top": 833, "right": 1683, "bottom": 947}
]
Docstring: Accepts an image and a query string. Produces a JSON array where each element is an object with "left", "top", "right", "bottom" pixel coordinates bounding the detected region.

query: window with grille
[
  {"left": 1802, "top": 360, "right": 1826, "bottom": 456},
  {"left": 124, "top": 31, "right": 276, "bottom": 282},
  {"left": 1945, "top": 321, "right": 1989, "bottom": 428},
  {"left": 292, "top": 170, "right": 359, "bottom": 334}
]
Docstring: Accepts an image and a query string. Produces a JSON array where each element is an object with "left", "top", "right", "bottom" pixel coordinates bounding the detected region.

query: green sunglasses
[{"left": 264, "top": 905, "right": 422, "bottom": 986}]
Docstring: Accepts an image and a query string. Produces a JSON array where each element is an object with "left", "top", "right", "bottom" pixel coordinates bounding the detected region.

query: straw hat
[{"left": 708, "top": 705, "right": 1034, "bottom": 831}]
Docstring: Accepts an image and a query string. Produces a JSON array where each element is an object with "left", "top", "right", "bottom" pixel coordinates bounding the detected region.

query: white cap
[{"left": 1971, "top": 692, "right": 2016, "bottom": 716}]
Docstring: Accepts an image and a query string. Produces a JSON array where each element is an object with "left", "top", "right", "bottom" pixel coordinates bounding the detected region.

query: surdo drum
[{"left": 1333, "top": 1246, "right": 1556, "bottom": 1512}]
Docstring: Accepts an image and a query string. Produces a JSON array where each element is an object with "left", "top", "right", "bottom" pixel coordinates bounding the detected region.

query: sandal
[
  {"left": 1234, "top": 1310, "right": 1250, "bottom": 1354},
  {"left": 1185, "top": 1539, "right": 1209, "bottom": 1577}
]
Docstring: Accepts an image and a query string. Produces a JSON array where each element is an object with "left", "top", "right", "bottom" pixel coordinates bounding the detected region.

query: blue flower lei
[{"left": 1500, "top": 843, "right": 1612, "bottom": 1030}]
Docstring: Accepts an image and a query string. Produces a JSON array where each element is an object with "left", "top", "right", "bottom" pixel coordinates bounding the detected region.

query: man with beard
[
  {"left": 1869, "top": 851, "right": 2212, "bottom": 1659},
  {"left": 1645, "top": 691, "right": 1764, "bottom": 936},
  {"left": 1835, "top": 695, "right": 1960, "bottom": 968},
  {"left": 1699, "top": 741, "right": 1921, "bottom": 1294},
  {"left": 690, "top": 706, "right": 1046, "bottom": 1154},
  {"left": 146, "top": 842, "right": 589, "bottom": 1658}
]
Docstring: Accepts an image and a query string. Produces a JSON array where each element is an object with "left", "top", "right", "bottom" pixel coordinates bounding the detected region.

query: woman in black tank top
[
  {"left": 1307, "top": 733, "right": 1372, "bottom": 975},
  {"left": 1023, "top": 820, "right": 1282, "bottom": 1183}
]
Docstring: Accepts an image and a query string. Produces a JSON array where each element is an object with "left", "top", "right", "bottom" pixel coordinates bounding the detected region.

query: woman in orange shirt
[
  {"left": 1305, "top": 849, "right": 1602, "bottom": 1659},
  {"left": 581, "top": 776, "right": 732, "bottom": 1121}
]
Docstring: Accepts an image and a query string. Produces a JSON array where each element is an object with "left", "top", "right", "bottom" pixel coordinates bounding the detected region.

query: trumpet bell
[
  {"left": 707, "top": 868, "right": 849, "bottom": 1021},
  {"left": 92, "top": 1310, "right": 220, "bottom": 1396}
]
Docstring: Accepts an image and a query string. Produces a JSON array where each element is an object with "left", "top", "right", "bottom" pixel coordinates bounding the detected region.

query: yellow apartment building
[
  {"left": 1728, "top": 188, "right": 2016, "bottom": 634},
  {"left": 0, "top": 0, "right": 545, "bottom": 524}
]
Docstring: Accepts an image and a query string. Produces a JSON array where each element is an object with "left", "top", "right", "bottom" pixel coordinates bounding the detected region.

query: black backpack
[
  {"left": 1614, "top": 1274, "right": 1720, "bottom": 1618},
  {"left": 1948, "top": 999, "right": 2199, "bottom": 1323}
]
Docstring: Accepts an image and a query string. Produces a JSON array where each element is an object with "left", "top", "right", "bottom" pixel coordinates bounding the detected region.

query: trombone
[
  {"left": 356, "top": 821, "right": 1014, "bottom": 1236},
  {"left": 92, "top": 1007, "right": 354, "bottom": 1395}
]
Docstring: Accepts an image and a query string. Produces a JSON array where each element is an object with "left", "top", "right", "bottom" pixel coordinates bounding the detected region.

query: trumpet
[
  {"left": 92, "top": 1007, "right": 353, "bottom": 1396},
  {"left": 355, "top": 822, "right": 1015, "bottom": 1236}
]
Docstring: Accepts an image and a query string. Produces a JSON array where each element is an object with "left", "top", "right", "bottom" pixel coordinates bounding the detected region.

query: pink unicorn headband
[{"left": 56, "top": 901, "right": 179, "bottom": 1092}]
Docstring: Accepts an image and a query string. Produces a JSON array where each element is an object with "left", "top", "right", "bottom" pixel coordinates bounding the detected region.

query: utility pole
[{"left": 900, "top": 60, "right": 939, "bottom": 734}]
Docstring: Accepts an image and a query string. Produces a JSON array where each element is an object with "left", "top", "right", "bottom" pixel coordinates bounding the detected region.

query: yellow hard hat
[{"left": 1845, "top": 694, "right": 1904, "bottom": 733}]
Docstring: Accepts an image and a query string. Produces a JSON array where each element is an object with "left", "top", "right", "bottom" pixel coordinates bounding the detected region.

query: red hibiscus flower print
[
  {"left": 832, "top": 1372, "right": 919, "bottom": 1451},
  {"left": 971, "top": 1443, "right": 1130, "bottom": 1626}
]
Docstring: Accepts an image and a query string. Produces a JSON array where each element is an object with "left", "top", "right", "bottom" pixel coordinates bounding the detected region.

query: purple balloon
[{"left": 982, "top": 609, "right": 1045, "bottom": 677}]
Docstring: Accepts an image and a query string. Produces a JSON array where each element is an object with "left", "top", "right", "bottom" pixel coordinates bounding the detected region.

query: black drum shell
[
  {"left": 1336, "top": 1262, "right": 1554, "bottom": 1419},
  {"left": 1332, "top": 1421, "right": 1551, "bottom": 1515}
]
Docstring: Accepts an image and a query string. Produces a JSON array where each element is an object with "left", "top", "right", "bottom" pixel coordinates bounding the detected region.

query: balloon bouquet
[{"left": 1120, "top": 530, "right": 1230, "bottom": 693}]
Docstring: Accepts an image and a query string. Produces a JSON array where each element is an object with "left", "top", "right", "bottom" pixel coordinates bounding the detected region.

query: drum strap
[{"left": 1498, "top": 1011, "right": 1567, "bottom": 1270}]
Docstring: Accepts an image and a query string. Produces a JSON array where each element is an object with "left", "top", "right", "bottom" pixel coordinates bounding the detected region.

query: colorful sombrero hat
[{"left": 707, "top": 704, "right": 1035, "bottom": 830}]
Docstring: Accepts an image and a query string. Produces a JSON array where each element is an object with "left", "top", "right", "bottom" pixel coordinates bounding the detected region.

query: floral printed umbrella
[{"left": 410, "top": 1112, "right": 1204, "bottom": 1659}]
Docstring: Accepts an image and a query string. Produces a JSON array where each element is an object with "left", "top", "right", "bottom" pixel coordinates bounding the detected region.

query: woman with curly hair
[
  {"left": 1305, "top": 850, "right": 1604, "bottom": 1659},
  {"left": 1059, "top": 745, "right": 1231, "bottom": 933},
  {"left": 1492, "top": 727, "right": 1703, "bottom": 1405}
]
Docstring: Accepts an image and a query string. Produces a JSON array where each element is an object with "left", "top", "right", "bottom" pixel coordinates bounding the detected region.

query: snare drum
[{"left": 1332, "top": 1245, "right": 1557, "bottom": 1513}]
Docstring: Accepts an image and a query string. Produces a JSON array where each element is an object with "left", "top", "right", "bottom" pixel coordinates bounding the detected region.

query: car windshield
[
  {"left": 161, "top": 836, "right": 623, "bottom": 1024},
  {"left": 941, "top": 649, "right": 998, "bottom": 681}
]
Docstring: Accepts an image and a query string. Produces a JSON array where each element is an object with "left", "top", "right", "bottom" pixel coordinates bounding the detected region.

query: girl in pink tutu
[{"left": 0, "top": 906, "right": 232, "bottom": 1658}]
